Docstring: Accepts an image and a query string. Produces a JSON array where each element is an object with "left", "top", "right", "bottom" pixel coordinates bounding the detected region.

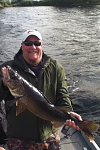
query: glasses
[{"left": 23, "top": 41, "right": 41, "bottom": 46}]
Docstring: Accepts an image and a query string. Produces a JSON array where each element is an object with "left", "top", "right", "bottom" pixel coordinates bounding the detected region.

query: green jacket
[{"left": 0, "top": 48, "right": 73, "bottom": 142}]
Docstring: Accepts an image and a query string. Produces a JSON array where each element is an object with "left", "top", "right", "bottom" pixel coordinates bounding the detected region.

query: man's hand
[
  {"left": 66, "top": 112, "right": 82, "bottom": 130},
  {"left": 0, "top": 147, "right": 5, "bottom": 150},
  {"left": 2, "top": 78, "right": 7, "bottom": 86},
  {"left": 2, "top": 67, "right": 7, "bottom": 86}
]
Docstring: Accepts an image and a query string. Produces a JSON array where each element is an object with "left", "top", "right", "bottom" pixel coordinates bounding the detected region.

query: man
[{"left": 0, "top": 30, "right": 82, "bottom": 150}]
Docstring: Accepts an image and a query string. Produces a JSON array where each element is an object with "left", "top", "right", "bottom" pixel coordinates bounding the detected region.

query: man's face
[{"left": 21, "top": 35, "right": 43, "bottom": 66}]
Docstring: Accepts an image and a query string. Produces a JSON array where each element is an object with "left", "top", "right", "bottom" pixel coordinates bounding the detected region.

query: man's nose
[{"left": 31, "top": 44, "right": 36, "bottom": 49}]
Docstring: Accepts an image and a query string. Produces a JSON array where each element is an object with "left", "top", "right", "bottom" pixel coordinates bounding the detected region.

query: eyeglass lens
[{"left": 23, "top": 41, "right": 41, "bottom": 46}]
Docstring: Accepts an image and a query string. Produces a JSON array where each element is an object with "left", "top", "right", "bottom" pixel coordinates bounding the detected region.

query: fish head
[{"left": 2, "top": 66, "right": 25, "bottom": 97}]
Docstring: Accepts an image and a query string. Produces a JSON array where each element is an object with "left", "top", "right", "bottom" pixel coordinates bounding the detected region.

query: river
[{"left": 0, "top": 5, "right": 100, "bottom": 146}]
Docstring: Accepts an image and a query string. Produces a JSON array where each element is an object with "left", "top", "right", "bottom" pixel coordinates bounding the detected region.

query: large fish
[{"left": 2, "top": 66, "right": 99, "bottom": 141}]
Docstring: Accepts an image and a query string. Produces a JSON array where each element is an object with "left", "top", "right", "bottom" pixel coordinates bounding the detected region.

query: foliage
[
  {"left": 0, "top": 0, "right": 11, "bottom": 7},
  {"left": 43, "top": 0, "right": 100, "bottom": 6},
  {"left": 0, "top": 0, "right": 100, "bottom": 7},
  {"left": 12, "top": 0, "right": 45, "bottom": 6}
]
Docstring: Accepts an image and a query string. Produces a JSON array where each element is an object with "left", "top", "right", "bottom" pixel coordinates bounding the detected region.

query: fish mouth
[
  {"left": 2, "top": 66, "right": 19, "bottom": 81},
  {"left": 7, "top": 66, "right": 17, "bottom": 79}
]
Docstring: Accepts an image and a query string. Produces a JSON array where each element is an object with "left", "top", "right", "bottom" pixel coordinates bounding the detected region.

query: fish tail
[{"left": 79, "top": 121, "right": 99, "bottom": 141}]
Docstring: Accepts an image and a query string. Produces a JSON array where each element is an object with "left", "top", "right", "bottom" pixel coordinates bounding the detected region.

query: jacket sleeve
[{"left": 56, "top": 61, "right": 73, "bottom": 112}]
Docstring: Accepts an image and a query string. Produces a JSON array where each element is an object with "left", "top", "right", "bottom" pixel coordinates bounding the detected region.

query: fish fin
[
  {"left": 6, "top": 96, "right": 22, "bottom": 106},
  {"left": 16, "top": 100, "right": 18, "bottom": 106},
  {"left": 80, "top": 121, "right": 99, "bottom": 141},
  {"left": 51, "top": 122, "right": 65, "bottom": 129},
  {"left": 83, "top": 121, "right": 99, "bottom": 134},
  {"left": 6, "top": 96, "right": 23, "bottom": 107},
  {"left": 57, "top": 107, "right": 68, "bottom": 113},
  {"left": 16, "top": 101, "right": 26, "bottom": 116}
]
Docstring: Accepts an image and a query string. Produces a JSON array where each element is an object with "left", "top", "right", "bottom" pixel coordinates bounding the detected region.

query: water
[{"left": 0, "top": 5, "right": 100, "bottom": 146}]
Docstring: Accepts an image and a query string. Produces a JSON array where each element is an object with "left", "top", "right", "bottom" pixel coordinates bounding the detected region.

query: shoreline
[{"left": 1, "top": 2, "right": 100, "bottom": 8}]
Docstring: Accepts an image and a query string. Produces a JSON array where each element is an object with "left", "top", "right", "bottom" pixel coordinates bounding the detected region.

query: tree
[{"left": 43, "top": 0, "right": 100, "bottom": 6}]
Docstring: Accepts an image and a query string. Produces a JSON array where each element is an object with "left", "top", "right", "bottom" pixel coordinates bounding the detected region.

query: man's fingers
[
  {"left": 66, "top": 112, "right": 82, "bottom": 130},
  {"left": 70, "top": 112, "right": 82, "bottom": 121},
  {"left": 2, "top": 67, "right": 7, "bottom": 86},
  {"left": 66, "top": 120, "right": 80, "bottom": 130},
  {"left": 2, "top": 67, "right": 7, "bottom": 76},
  {"left": 0, "top": 147, "right": 5, "bottom": 150}
]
